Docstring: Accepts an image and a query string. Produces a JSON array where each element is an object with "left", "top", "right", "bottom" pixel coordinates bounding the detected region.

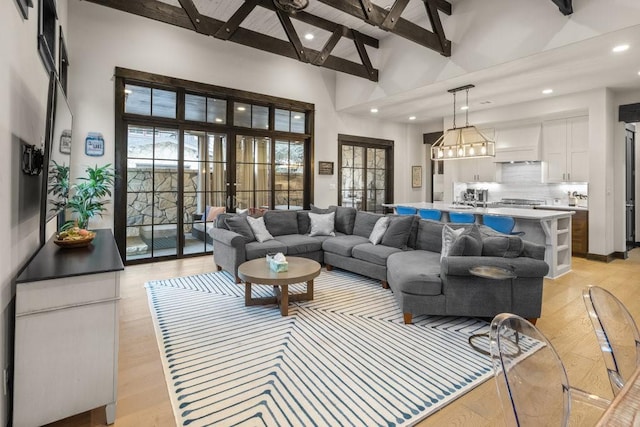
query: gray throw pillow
[
  {"left": 352, "top": 211, "right": 385, "bottom": 238},
  {"left": 225, "top": 215, "right": 255, "bottom": 242},
  {"left": 310, "top": 204, "right": 337, "bottom": 215},
  {"left": 369, "top": 216, "right": 390, "bottom": 245},
  {"left": 309, "top": 212, "right": 336, "bottom": 237},
  {"left": 449, "top": 225, "right": 483, "bottom": 257},
  {"left": 263, "top": 210, "right": 298, "bottom": 236},
  {"left": 381, "top": 215, "right": 415, "bottom": 249},
  {"left": 441, "top": 224, "right": 464, "bottom": 261},
  {"left": 333, "top": 206, "right": 357, "bottom": 235},
  {"left": 247, "top": 216, "right": 274, "bottom": 243},
  {"left": 416, "top": 220, "right": 445, "bottom": 253},
  {"left": 482, "top": 235, "right": 524, "bottom": 258}
]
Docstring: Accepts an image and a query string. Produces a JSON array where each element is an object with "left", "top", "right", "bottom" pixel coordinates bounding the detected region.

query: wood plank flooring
[{"left": 45, "top": 250, "right": 640, "bottom": 427}]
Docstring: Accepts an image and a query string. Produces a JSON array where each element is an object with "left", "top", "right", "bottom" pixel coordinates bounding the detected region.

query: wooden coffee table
[{"left": 237, "top": 257, "right": 321, "bottom": 316}]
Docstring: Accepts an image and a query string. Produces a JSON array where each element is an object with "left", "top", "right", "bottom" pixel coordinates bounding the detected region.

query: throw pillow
[
  {"left": 310, "top": 204, "right": 337, "bottom": 215},
  {"left": 441, "top": 224, "right": 464, "bottom": 261},
  {"left": 369, "top": 216, "right": 390, "bottom": 245},
  {"left": 449, "top": 225, "right": 483, "bottom": 257},
  {"left": 225, "top": 215, "right": 255, "bottom": 242},
  {"left": 482, "top": 235, "right": 524, "bottom": 258},
  {"left": 308, "top": 212, "right": 336, "bottom": 237},
  {"left": 381, "top": 215, "right": 415, "bottom": 249},
  {"left": 333, "top": 206, "right": 357, "bottom": 235},
  {"left": 246, "top": 216, "right": 274, "bottom": 243},
  {"left": 206, "top": 206, "right": 226, "bottom": 222}
]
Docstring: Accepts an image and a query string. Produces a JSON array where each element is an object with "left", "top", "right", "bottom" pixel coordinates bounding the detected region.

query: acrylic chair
[
  {"left": 418, "top": 208, "right": 442, "bottom": 221},
  {"left": 583, "top": 285, "right": 640, "bottom": 397},
  {"left": 489, "top": 313, "right": 610, "bottom": 426},
  {"left": 395, "top": 206, "right": 417, "bottom": 215},
  {"left": 448, "top": 212, "right": 475, "bottom": 223}
]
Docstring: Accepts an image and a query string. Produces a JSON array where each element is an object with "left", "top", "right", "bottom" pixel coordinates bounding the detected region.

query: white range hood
[{"left": 493, "top": 123, "right": 542, "bottom": 162}]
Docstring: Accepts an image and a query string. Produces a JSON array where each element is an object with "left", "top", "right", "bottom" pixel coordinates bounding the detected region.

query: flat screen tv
[{"left": 40, "top": 71, "right": 72, "bottom": 244}]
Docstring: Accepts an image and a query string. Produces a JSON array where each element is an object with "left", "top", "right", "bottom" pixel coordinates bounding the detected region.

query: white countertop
[
  {"left": 537, "top": 204, "right": 588, "bottom": 211},
  {"left": 384, "top": 202, "right": 575, "bottom": 220}
]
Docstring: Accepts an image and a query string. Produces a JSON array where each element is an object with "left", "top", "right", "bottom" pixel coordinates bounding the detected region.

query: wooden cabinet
[
  {"left": 571, "top": 209, "right": 589, "bottom": 256},
  {"left": 14, "top": 230, "right": 124, "bottom": 427},
  {"left": 543, "top": 116, "right": 589, "bottom": 182}
]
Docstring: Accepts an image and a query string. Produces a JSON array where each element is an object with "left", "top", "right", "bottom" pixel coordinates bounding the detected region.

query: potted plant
[{"left": 49, "top": 163, "right": 116, "bottom": 230}]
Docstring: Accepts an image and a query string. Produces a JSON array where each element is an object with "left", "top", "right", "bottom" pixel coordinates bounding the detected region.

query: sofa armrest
[
  {"left": 441, "top": 256, "right": 549, "bottom": 278},
  {"left": 522, "top": 241, "right": 545, "bottom": 260},
  {"left": 211, "top": 228, "right": 247, "bottom": 248}
]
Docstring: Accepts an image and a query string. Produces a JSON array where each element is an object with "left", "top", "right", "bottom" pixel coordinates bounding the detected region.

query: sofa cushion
[
  {"left": 387, "top": 251, "right": 443, "bottom": 295},
  {"left": 247, "top": 216, "right": 274, "bottom": 243},
  {"left": 334, "top": 206, "right": 357, "bottom": 235},
  {"left": 381, "top": 215, "right": 415, "bottom": 249},
  {"left": 309, "top": 212, "right": 336, "bottom": 237},
  {"left": 482, "top": 235, "right": 524, "bottom": 258},
  {"left": 310, "top": 204, "right": 336, "bottom": 214},
  {"left": 449, "top": 225, "right": 483, "bottom": 257},
  {"left": 297, "top": 211, "right": 311, "bottom": 234},
  {"left": 352, "top": 211, "right": 385, "bottom": 238},
  {"left": 307, "top": 232, "right": 345, "bottom": 244},
  {"left": 225, "top": 215, "right": 255, "bottom": 242},
  {"left": 245, "top": 240, "right": 288, "bottom": 260},
  {"left": 352, "top": 243, "right": 403, "bottom": 266},
  {"left": 216, "top": 213, "right": 234, "bottom": 230},
  {"left": 369, "top": 216, "right": 390, "bottom": 245},
  {"left": 263, "top": 210, "right": 299, "bottom": 236},
  {"left": 415, "top": 220, "right": 445, "bottom": 253},
  {"left": 322, "top": 235, "right": 370, "bottom": 257},
  {"left": 274, "top": 234, "right": 323, "bottom": 255}
]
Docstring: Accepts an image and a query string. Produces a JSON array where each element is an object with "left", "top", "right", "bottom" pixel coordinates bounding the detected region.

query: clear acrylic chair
[
  {"left": 583, "top": 285, "right": 640, "bottom": 396},
  {"left": 489, "top": 313, "right": 610, "bottom": 426}
]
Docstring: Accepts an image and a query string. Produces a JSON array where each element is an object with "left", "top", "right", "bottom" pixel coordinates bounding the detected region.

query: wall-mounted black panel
[{"left": 619, "top": 103, "right": 640, "bottom": 124}]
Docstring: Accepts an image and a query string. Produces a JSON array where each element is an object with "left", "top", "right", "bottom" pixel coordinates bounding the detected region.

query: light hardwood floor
[{"left": 46, "top": 249, "right": 640, "bottom": 427}]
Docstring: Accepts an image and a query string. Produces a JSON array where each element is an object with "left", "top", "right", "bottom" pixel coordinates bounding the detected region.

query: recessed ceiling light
[
  {"left": 124, "top": 89, "right": 132, "bottom": 95},
  {"left": 370, "top": 108, "right": 378, "bottom": 113},
  {"left": 409, "top": 116, "right": 416, "bottom": 120},
  {"left": 637, "top": 71, "right": 640, "bottom": 76},
  {"left": 542, "top": 88, "right": 553, "bottom": 95},
  {"left": 237, "top": 106, "right": 246, "bottom": 111},
  {"left": 460, "top": 105, "right": 469, "bottom": 111},
  {"left": 613, "top": 44, "right": 630, "bottom": 53},
  {"left": 215, "top": 118, "right": 223, "bottom": 123},
  {"left": 304, "top": 33, "right": 314, "bottom": 40},
  {"left": 293, "top": 114, "right": 301, "bottom": 119}
]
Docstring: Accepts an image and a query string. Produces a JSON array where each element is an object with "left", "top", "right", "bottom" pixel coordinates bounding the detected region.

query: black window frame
[{"left": 38, "top": 0, "right": 57, "bottom": 74}]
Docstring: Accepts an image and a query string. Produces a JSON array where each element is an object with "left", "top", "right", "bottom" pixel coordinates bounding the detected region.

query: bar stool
[
  {"left": 448, "top": 212, "right": 475, "bottom": 223},
  {"left": 395, "top": 206, "right": 417, "bottom": 215},
  {"left": 483, "top": 215, "right": 525, "bottom": 236},
  {"left": 419, "top": 209, "right": 442, "bottom": 221}
]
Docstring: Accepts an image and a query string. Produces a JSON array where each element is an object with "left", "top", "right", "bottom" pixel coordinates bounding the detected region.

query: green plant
[
  {"left": 48, "top": 160, "right": 70, "bottom": 213},
  {"left": 54, "top": 164, "right": 116, "bottom": 230}
]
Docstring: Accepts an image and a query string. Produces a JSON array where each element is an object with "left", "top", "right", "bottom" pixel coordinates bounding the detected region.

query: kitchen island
[{"left": 384, "top": 202, "right": 574, "bottom": 279}]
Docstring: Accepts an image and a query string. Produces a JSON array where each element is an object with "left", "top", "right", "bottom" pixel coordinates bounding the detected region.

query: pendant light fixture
[{"left": 430, "top": 84, "right": 495, "bottom": 161}]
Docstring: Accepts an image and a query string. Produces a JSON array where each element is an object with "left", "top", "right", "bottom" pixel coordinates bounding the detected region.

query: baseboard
[
  {"left": 613, "top": 251, "right": 628, "bottom": 260},
  {"left": 586, "top": 252, "right": 616, "bottom": 263}
]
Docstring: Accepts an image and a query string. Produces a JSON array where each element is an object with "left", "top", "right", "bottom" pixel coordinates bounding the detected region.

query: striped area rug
[{"left": 146, "top": 269, "right": 494, "bottom": 426}]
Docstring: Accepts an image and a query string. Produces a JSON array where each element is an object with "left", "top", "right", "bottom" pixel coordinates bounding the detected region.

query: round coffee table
[{"left": 237, "top": 257, "right": 321, "bottom": 316}]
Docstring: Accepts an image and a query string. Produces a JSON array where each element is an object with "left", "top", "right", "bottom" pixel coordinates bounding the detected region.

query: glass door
[
  {"left": 340, "top": 143, "right": 390, "bottom": 213},
  {"left": 234, "top": 135, "right": 272, "bottom": 212},
  {"left": 183, "top": 131, "right": 228, "bottom": 255}
]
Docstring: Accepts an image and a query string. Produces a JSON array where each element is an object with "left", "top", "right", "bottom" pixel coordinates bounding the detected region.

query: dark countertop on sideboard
[{"left": 17, "top": 229, "right": 124, "bottom": 284}]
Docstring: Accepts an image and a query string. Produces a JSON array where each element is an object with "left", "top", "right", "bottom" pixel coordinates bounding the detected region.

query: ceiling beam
[
  {"left": 316, "top": 0, "right": 451, "bottom": 56},
  {"left": 214, "top": 0, "right": 259, "bottom": 40},
  {"left": 85, "top": 0, "right": 379, "bottom": 81},
  {"left": 551, "top": 0, "right": 573, "bottom": 15}
]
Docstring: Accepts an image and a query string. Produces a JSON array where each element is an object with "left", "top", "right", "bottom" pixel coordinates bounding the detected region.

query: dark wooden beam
[
  {"left": 351, "top": 29, "right": 376, "bottom": 80},
  {"left": 423, "top": 0, "right": 449, "bottom": 56},
  {"left": 316, "top": 0, "right": 451, "bottom": 56},
  {"left": 313, "top": 26, "right": 344, "bottom": 65},
  {"left": 85, "top": 0, "right": 379, "bottom": 81},
  {"left": 551, "top": 0, "right": 573, "bottom": 15},
  {"left": 215, "top": 0, "right": 259, "bottom": 40},
  {"left": 381, "top": 0, "right": 410, "bottom": 31},
  {"left": 273, "top": 4, "right": 308, "bottom": 62},
  {"left": 176, "top": 0, "right": 208, "bottom": 34}
]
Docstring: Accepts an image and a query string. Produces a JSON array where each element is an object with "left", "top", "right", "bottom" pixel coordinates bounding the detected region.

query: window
[
  {"left": 185, "top": 94, "right": 227, "bottom": 124},
  {"left": 123, "top": 84, "right": 176, "bottom": 118},
  {"left": 233, "top": 102, "right": 270, "bottom": 129},
  {"left": 58, "top": 27, "right": 69, "bottom": 94},
  {"left": 275, "top": 109, "right": 306, "bottom": 133}
]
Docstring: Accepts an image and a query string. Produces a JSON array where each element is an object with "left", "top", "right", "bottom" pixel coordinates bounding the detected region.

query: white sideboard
[{"left": 14, "top": 229, "right": 124, "bottom": 427}]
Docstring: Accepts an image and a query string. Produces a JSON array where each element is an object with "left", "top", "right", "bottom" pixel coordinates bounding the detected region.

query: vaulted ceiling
[{"left": 85, "top": 0, "right": 456, "bottom": 81}]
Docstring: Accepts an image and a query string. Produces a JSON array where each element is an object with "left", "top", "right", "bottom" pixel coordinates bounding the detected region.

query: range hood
[{"left": 493, "top": 123, "right": 542, "bottom": 163}]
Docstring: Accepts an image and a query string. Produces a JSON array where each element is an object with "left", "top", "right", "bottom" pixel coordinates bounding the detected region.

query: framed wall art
[
  {"left": 411, "top": 165, "right": 422, "bottom": 188},
  {"left": 318, "top": 161, "right": 334, "bottom": 175}
]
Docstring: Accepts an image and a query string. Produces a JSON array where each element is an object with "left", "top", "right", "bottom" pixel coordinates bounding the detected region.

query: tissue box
[{"left": 269, "top": 259, "right": 288, "bottom": 272}]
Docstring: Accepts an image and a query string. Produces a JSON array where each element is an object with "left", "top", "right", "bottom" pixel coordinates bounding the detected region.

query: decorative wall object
[
  {"left": 412, "top": 166, "right": 422, "bottom": 188},
  {"left": 318, "top": 161, "right": 334, "bottom": 175},
  {"left": 59, "top": 129, "right": 71, "bottom": 154},
  {"left": 85, "top": 132, "right": 105, "bottom": 156}
]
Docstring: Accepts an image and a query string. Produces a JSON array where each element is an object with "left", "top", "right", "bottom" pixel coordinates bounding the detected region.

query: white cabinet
[
  {"left": 542, "top": 116, "right": 589, "bottom": 182},
  {"left": 457, "top": 157, "right": 496, "bottom": 182},
  {"left": 14, "top": 230, "right": 123, "bottom": 427}
]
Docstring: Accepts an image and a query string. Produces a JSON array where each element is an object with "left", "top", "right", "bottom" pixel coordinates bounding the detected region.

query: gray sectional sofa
[{"left": 210, "top": 206, "right": 549, "bottom": 323}]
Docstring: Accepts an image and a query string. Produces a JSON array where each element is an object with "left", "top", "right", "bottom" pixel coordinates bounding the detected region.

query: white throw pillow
[
  {"left": 246, "top": 216, "right": 274, "bottom": 243},
  {"left": 369, "top": 216, "right": 390, "bottom": 245},
  {"left": 441, "top": 224, "right": 464, "bottom": 261},
  {"left": 308, "top": 212, "right": 336, "bottom": 237}
]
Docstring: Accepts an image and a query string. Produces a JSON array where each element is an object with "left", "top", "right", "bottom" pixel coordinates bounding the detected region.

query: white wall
[
  {"left": 335, "top": 0, "right": 640, "bottom": 110},
  {"left": 0, "top": 1, "right": 68, "bottom": 424},
  {"left": 68, "top": 1, "right": 420, "bottom": 224}
]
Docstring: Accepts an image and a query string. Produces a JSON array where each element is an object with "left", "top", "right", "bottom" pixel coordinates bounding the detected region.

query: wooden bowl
[{"left": 54, "top": 231, "right": 96, "bottom": 248}]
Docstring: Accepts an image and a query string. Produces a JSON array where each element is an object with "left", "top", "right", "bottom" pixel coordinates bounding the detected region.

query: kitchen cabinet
[
  {"left": 14, "top": 229, "right": 124, "bottom": 426},
  {"left": 543, "top": 116, "right": 589, "bottom": 182},
  {"left": 456, "top": 156, "right": 496, "bottom": 182},
  {"left": 535, "top": 206, "right": 588, "bottom": 257}
]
